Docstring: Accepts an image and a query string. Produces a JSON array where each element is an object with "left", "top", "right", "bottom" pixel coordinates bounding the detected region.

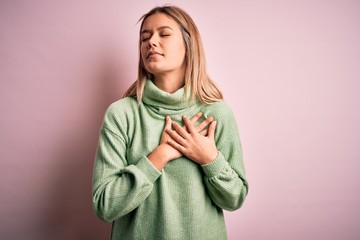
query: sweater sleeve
[
  {"left": 201, "top": 106, "right": 249, "bottom": 211},
  {"left": 92, "top": 106, "right": 161, "bottom": 222}
]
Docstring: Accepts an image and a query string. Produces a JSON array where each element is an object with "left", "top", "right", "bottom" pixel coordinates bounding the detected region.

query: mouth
[{"left": 147, "top": 51, "right": 164, "bottom": 59}]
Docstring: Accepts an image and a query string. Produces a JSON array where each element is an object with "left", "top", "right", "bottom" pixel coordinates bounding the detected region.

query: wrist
[
  {"left": 147, "top": 144, "right": 170, "bottom": 171},
  {"left": 200, "top": 150, "right": 218, "bottom": 165}
]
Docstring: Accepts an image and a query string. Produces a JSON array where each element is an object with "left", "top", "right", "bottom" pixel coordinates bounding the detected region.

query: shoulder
[
  {"left": 102, "top": 96, "right": 138, "bottom": 131},
  {"left": 106, "top": 97, "right": 138, "bottom": 115},
  {"left": 202, "top": 101, "right": 236, "bottom": 122},
  {"left": 197, "top": 101, "right": 241, "bottom": 148},
  {"left": 201, "top": 101, "right": 240, "bottom": 140}
]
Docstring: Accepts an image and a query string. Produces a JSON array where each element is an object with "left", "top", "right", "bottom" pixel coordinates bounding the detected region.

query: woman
[{"left": 92, "top": 5, "right": 248, "bottom": 240}]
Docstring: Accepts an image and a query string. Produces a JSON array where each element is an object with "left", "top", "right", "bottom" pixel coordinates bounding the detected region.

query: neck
[{"left": 152, "top": 68, "right": 185, "bottom": 93}]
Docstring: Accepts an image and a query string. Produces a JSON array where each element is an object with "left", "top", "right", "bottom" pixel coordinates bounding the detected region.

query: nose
[{"left": 148, "top": 34, "right": 158, "bottom": 48}]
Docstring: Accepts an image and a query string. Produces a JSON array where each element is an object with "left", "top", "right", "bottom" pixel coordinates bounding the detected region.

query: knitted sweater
[{"left": 92, "top": 80, "right": 248, "bottom": 240}]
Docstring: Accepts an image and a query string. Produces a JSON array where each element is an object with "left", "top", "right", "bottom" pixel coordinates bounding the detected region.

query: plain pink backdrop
[{"left": 1, "top": 1, "right": 359, "bottom": 239}]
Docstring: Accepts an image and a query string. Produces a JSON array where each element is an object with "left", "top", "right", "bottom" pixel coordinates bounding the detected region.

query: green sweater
[{"left": 92, "top": 80, "right": 248, "bottom": 240}]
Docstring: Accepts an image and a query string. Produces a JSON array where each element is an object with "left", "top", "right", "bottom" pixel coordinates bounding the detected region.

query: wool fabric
[{"left": 92, "top": 80, "right": 248, "bottom": 240}]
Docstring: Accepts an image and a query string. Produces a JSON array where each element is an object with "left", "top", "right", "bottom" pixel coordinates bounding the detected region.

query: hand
[
  {"left": 148, "top": 112, "right": 214, "bottom": 171},
  {"left": 159, "top": 115, "right": 183, "bottom": 160},
  {"left": 160, "top": 112, "right": 214, "bottom": 161},
  {"left": 165, "top": 115, "right": 218, "bottom": 165}
]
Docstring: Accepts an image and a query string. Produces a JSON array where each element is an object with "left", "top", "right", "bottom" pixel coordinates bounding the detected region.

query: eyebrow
[{"left": 141, "top": 26, "right": 173, "bottom": 35}]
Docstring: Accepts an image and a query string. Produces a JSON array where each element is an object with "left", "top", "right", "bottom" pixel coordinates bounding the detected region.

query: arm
[
  {"left": 92, "top": 109, "right": 214, "bottom": 222},
  {"left": 201, "top": 135, "right": 248, "bottom": 211},
  {"left": 92, "top": 126, "right": 161, "bottom": 222},
  {"left": 201, "top": 112, "right": 248, "bottom": 211},
  {"left": 166, "top": 111, "right": 248, "bottom": 211}
]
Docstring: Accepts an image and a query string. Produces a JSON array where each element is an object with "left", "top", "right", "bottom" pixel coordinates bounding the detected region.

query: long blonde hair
[{"left": 123, "top": 5, "right": 223, "bottom": 104}]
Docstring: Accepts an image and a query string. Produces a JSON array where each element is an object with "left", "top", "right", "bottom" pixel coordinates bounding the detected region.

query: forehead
[{"left": 141, "top": 13, "right": 180, "bottom": 32}]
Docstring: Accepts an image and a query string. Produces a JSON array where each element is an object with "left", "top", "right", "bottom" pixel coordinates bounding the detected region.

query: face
[{"left": 140, "top": 13, "right": 186, "bottom": 77}]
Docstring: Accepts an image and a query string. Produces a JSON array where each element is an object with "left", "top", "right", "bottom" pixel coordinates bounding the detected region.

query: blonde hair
[{"left": 123, "top": 5, "right": 223, "bottom": 104}]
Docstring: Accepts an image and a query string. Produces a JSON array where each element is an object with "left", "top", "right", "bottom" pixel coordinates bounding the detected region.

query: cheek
[
  {"left": 139, "top": 47, "right": 149, "bottom": 70},
  {"left": 168, "top": 41, "right": 186, "bottom": 62},
  {"left": 177, "top": 38, "right": 186, "bottom": 56},
  {"left": 140, "top": 49, "right": 150, "bottom": 67},
  {"left": 176, "top": 43, "right": 186, "bottom": 62},
  {"left": 140, "top": 46, "right": 146, "bottom": 59}
]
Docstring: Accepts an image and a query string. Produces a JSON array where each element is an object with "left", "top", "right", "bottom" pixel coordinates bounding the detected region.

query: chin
[{"left": 145, "top": 65, "right": 165, "bottom": 75}]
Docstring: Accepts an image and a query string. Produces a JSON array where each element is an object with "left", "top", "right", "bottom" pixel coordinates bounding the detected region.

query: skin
[
  {"left": 140, "top": 13, "right": 186, "bottom": 93},
  {"left": 142, "top": 13, "right": 218, "bottom": 171}
]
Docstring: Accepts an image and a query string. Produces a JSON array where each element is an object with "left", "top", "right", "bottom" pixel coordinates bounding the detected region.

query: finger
[
  {"left": 183, "top": 112, "right": 202, "bottom": 132},
  {"left": 183, "top": 115, "right": 197, "bottom": 134},
  {"left": 164, "top": 116, "right": 172, "bottom": 131},
  {"left": 166, "top": 128, "right": 187, "bottom": 146},
  {"left": 171, "top": 121, "right": 189, "bottom": 139},
  {"left": 167, "top": 138, "right": 186, "bottom": 154},
  {"left": 199, "top": 128, "right": 208, "bottom": 136},
  {"left": 195, "top": 116, "right": 214, "bottom": 132},
  {"left": 189, "top": 112, "right": 203, "bottom": 125},
  {"left": 208, "top": 121, "right": 217, "bottom": 139}
]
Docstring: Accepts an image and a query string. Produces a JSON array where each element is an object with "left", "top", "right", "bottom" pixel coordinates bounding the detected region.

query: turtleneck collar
[{"left": 142, "top": 79, "right": 196, "bottom": 111}]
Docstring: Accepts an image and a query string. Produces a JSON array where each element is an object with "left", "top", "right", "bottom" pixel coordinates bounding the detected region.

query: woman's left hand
[{"left": 165, "top": 115, "right": 218, "bottom": 165}]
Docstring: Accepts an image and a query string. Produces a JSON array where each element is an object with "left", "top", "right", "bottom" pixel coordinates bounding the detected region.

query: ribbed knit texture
[{"left": 92, "top": 80, "right": 248, "bottom": 240}]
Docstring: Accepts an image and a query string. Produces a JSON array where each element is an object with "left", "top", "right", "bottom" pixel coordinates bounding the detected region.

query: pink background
[{"left": 1, "top": 1, "right": 359, "bottom": 239}]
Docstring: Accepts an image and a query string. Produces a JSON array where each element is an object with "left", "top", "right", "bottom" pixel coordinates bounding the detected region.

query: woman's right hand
[{"left": 148, "top": 112, "right": 214, "bottom": 171}]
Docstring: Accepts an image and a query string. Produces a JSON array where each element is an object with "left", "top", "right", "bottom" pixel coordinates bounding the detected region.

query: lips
[{"left": 147, "top": 50, "right": 164, "bottom": 59}]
